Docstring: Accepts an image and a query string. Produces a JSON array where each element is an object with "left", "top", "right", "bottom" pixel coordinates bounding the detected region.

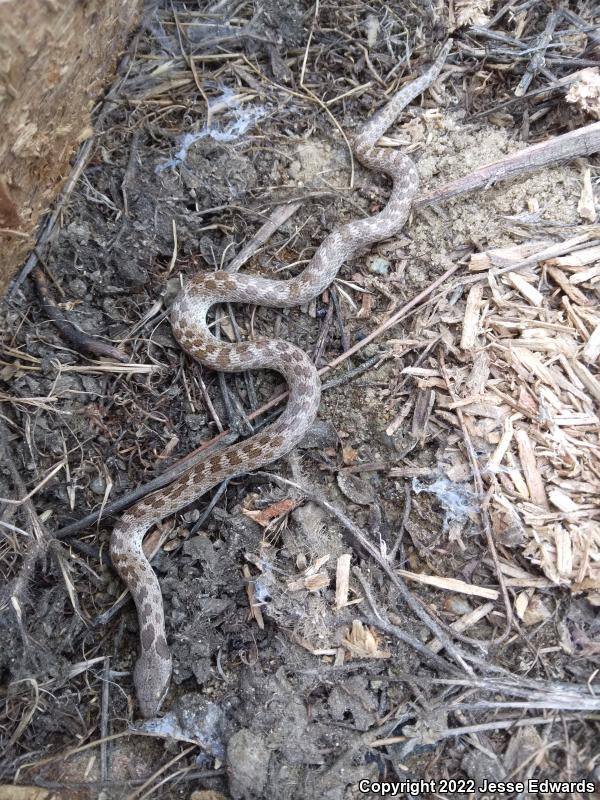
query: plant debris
[{"left": 1, "top": 1, "right": 599, "bottom": 798}]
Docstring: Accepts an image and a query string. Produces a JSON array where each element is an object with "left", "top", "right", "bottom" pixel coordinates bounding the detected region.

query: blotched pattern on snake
[{"left": 110, "top": 42, "right": 451, "bottom": 718}]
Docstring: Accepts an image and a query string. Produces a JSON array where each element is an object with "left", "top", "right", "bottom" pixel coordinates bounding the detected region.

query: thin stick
[
  {"left": 416, "top": 121, "right": 600, "bottom": 209},
  {"left": 125, "top": 745, "right": 196, "bottom": 800},
  {"left": 34, "top": 268, "right": 128, "bottom": 363}
]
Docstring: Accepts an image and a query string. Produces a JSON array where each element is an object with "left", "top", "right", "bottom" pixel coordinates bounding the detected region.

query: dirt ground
[{"left": 1, "top": 1, "right": 599, "bottom": 798}]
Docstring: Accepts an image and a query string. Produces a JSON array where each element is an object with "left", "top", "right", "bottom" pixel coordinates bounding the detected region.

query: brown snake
[{"left": 110, "top": 42, "right": 451, "bottom": 718}]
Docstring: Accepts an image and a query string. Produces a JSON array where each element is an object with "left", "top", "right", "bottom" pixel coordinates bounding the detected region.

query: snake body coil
[{"left": 110, "top": 42, "right": 451, "bottom": 718}]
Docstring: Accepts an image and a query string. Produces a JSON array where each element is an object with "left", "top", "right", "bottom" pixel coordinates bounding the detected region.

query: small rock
[
  {"left": 192, "top": 657, "right": 213, "bottom": 686},
  {"left": 299, "top": 419, "right": 339, "bottom": 450},
  {"left": 164, "top": 277, "right": 181, "bottom": 306},
  {"left": 462, "top": 749, "right": 504, "bottom": 786},
  {"left": 203, "top": 597, "right": 232, "bottom": 618},
  {"left": 336, "top": 472, "right": 375, "bottom": 505},
  {"left": 119, "top": 259, "right": 148, "bottom": 286},
  {"left": 183, "top": 534, "right": 216, "bottom": 564},
  {"left": 69, "top": 278, "right": 88, "bottom": 298},
  {"left": 186, "top": 414, "right": 209, "bottom": 431},
  {"left": 90, "top": 476, "right": 107, "bottom": 495},
  {"left": 227, "top": 729, "right": 269, "bottom": 800}
]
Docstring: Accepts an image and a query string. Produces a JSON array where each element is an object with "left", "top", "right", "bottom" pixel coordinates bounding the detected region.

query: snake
[{"left": 110, "top": 41, "right": 451, "bottom": 718}]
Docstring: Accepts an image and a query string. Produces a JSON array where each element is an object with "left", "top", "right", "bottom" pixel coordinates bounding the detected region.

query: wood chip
[
  {"left": 548, "top": 488, "right": 579, "bottom": 513},
  {"left": 415, "top": 232, "right": 599, "bottom": 595},
  {"left": 514, "top": 428, "right": 548, "bottom": 509},
  {"left": 342, "top": 620, "right": 390, "bottom": 659},
  {"left": 427, "top": 601, "right": 495, "bottom": 654},
  {"left": 468, "top": 241, "right": 553, "bottom": 271},
  {"left": 578, "top": 166, "right": 597, "bottom": 221},
  {"left": 505, "top": 271, "right": 544, "bottom": 307},
  {"left": 287, "top": 554, "right": 330, "bottom": 592},
  {"left": 548, "top": 243, "right": 600, "bottom": 268},
  {"left": 460, "top": 283, "right": 484, "bottom": 349},
  {"left": 397, "top": 569, "right": 499, "bottom": 600},
  {"left": 243, "top": 564, "right": 264, "bottom": 630},
  {"left": 583, "top": 322, "right": 600, "bottom": 363},
  {"left": 555, "top": 525, "right": 574, "bottom": 578},
  {"left": 242, "top": 497, "right": 299, "bottom": 527},
  {"left": 335, "top": 553, "right": 352, "bottom": 609},
  {"left": 515, "top": 590, "right": 551, "bottom": 625},
  {"left": 569, "top": 264, "right": 600, "bottom": 285},
  {"left": 547, "top": 265, "right": 590, "bottom": 305},
  {"left": 569, "top": 358, "right": 600, "bottom": 403}
]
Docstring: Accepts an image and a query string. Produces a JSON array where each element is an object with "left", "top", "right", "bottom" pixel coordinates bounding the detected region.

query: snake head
[{"left": 133, "top": 648, "right": 173, "bottom": 718}]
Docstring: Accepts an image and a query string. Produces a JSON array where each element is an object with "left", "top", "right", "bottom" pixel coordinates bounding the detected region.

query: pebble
[
  {"left": 227, "top": 729, "right": 269, "bottom": 799},
  {"left": 90, "top": 476, "right": 107, "bottom": 495},
  {"left": 336, "top": 472, "right": 375, "bottom": 505},
  {"left": 69, "top": 278, "right": 88, "bottom": 298},
  {"left": 298, "top": 419, "right": 338, "bottom": 450}
]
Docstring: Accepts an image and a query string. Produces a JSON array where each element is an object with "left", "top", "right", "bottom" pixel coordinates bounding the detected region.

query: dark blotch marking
[
  {"left": 156, "top": 634, "right": 170, "bottom": 659},
  {"left": 228, "top": 451, "right": 243, "bottom": 467},
  {"left": 242, "top": 442, "right": 262, "bottom": 460},
  {"left": 141, "top": 626, "right": 154, "bottom": 651}
]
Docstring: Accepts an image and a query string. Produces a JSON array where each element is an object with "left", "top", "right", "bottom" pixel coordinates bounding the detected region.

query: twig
[
  {"left": 388, "top": 482, "right": 411, "bottom": 563},
  {"left": 320, "top": 354, "right": 382, "bottom": 392},
  {"left": 33, "top": 268, "right": 128, "bottom": 363},
  {"left": 100, "top": 657, "right": 110, "bottom": 785},
  {"left": 313, "top": 294, "right": 335, "bottom": 366},
  {"left": 412, "top": 714, "right": 591, "bottom": 740},
  {"left": 190, "top": 478, "right": 230, "bottom": 534},
  {"left": 0, "top": 422, "right": 53, "bottom": 638},
  {"left": 54, "top": 433, "right": 238, "bottom": 540},
  {"left": 125, "top": 744, "right": 195, "bottom": 800},
  {"left": 514, "top": 10, "right": 561, "bottom": 97},
  {"left": 416, "top": 121, "right": 600, "bottom": 208},
  {"left": 330, "top": 286, "right": 350, "bottom": 352},
  {"left": 0, "top": 457, "right": 66, "bottom": 506},
  {"left": 353, "top": 567, "right": 459, "bottom": 674},
  {"left": 225, "top": 201, "right": 303, "bottom": 274}
]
